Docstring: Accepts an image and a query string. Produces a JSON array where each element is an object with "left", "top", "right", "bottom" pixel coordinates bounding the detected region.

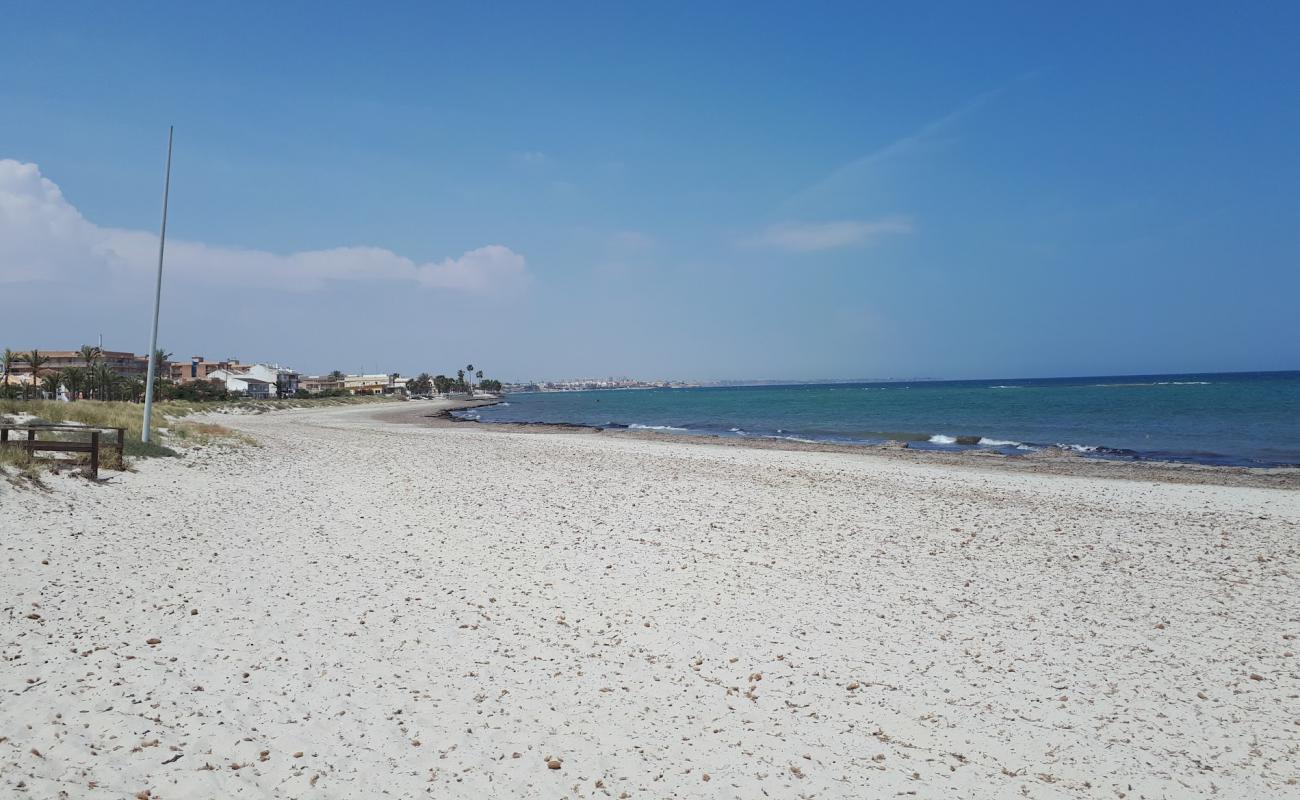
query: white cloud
[
  {"left": 0, "top": 159, "right": 531, "bottom": 294},
  {"left": 748, "top": 216, "right": 913, "bottom": 252}
]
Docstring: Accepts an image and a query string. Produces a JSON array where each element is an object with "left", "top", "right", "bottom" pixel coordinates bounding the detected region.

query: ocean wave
[
  {"left": 1090, "top": 381, "right": 1212, "bottom": 387},
  {"left": 988, "top": 385, "right": 1020, "bottom": 389},
  {"left": 627, "top": 423, "right": 689, "bottom": 432},
  {"left": 977, "top": 437, "right": 1021, "bottom": 447},
  {"left": 929, "top": 434, "right": 957, "bottom": 444},
  {"left": 728, "top": 427, "right": 746, "bottom": 434}
]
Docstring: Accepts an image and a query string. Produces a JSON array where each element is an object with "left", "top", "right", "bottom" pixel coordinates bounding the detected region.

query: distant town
[
  {"left": 0, "top": 345, "right": 501, "bottom": 402},
  {"left": 0, "top": 345, "right": 940, "bottom": 403}
]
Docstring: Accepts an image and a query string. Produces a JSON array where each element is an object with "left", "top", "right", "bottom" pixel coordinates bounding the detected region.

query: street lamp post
[{"left": 141, "top": 126, "right": 173, "bottom": 444}]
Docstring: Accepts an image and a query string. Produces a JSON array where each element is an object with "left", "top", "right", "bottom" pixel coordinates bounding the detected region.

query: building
[
  {"left": 6, "top": 349, "right": 150, "bottom": 382},
  {"left": 236, "top": 364, "right": 300, "bottom": 396},
  {"left": 300, "top": 375, "right": 345, "bottom": 393},
  {"left": 170, "top": 356, "right": 243, "bottom": 384},
  {"left": 170, "top": 358, "right": 299, "bottom": 397},
  {"left": 342, "top": 374, "right": 393, "bottom": 395},
  {"left": 206, "top": 370, "right": 274, "bottom": 399}
]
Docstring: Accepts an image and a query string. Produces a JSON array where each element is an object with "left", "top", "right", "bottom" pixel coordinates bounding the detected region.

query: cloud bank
[
  {"left": 0, "top": 159, "right": 530, "bottom": 293},
  {"left": 749, "top": 216, "right": 913, "bottom": 252}
]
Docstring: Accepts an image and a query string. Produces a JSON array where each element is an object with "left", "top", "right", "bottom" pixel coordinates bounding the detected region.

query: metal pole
[{"left": 142, "top": 126, "right": 173, "bottom": 444}]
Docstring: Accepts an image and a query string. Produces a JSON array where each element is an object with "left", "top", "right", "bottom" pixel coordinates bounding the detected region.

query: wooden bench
[{"left": 0, "top": 425, "right": 127, "bottom": 479}]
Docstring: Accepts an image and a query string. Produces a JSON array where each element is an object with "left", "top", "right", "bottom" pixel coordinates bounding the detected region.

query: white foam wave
[
  {"left": 1091, "top": 381, "right": 1212, "bottom": 387},
  {"left": 728, "top": 427, "right": 746, "bottom": 434},
  {"left": 988, "top": 385, "right": 1019, "bottom": 389},
  {"left": 977, "top": 437, "right": 1021, "bottom": 447},
  {"left": 627, "top": 423, "right": 689, "bottom": 432},
  {"left": 929, "top": 434, "right": 957, "bottom": 444}
]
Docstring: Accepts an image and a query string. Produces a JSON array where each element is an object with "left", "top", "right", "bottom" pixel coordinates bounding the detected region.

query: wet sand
[{"left": 379, "top": 398, "right": 1300, "bottom": 490}]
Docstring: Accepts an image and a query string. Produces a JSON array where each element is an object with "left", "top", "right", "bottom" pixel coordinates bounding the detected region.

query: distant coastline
[{"left": 456, "top": 370, "right": 1300, "bottom": 471}]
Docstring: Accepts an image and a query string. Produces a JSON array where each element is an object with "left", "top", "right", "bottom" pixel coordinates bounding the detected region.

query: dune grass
[{"left": 0, "top": 395, "right": 390, "bottom": 481}]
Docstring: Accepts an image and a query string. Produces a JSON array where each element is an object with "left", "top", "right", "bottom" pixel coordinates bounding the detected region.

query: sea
[{"left": 455, "top": 371, "right": 1300, "bottom": 468}]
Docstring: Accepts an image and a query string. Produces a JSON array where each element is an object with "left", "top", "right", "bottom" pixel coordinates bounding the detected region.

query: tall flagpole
[{"left": 142, "top": 126, "right": 173, "bottom": 444}]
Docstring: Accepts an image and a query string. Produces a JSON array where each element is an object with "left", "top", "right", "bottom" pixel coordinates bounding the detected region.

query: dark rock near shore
[{"left": 955, "top": 435, "right": 982, "bottom": 445}]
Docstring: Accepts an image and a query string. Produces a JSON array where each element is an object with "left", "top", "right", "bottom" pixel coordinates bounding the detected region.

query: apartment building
[
  {"left": 169, "top": 356, "right": 243, "bottom": 384},
  {"left": 6, "top": 349, "right": 150, "bottom": 381}
]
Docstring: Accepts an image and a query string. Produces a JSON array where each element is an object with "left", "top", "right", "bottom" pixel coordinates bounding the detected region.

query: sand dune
[{"left": 3, "top": 403, "right": 1297, "bottom": 798}]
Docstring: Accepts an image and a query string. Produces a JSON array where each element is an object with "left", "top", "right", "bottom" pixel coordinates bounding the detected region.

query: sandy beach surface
[{"left": 3, "top": 401, "right": 1298, "bottom": 799}]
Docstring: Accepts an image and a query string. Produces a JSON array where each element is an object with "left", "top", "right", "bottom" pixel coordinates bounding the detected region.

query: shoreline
[{"left": 374, "top": 399, "right": 1300, "bottom": 489}]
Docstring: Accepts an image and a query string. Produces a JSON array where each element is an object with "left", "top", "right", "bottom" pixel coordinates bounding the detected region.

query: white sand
[{"left": 3, "top": 403, "right": 1298, "bottom": 798}]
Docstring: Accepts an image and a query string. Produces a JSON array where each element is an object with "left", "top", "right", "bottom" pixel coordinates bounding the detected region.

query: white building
[
  {"left": 207, "top": 369, "right": 274, "bottom": 399},
  {"left": 238, "top": 364, "right": 299, "bottom": 396},
  {"left": 204, "top": 364, "right": 299, "bottom": 398}
]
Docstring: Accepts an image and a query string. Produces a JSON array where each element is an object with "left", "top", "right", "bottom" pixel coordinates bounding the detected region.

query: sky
[{"left": 2, "top": 2, "right": 1297, "bottom": 381}]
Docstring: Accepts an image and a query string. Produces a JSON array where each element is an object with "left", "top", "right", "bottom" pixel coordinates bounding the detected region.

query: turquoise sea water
[{"left": 459, "top": 371, "right": 1300, "bottom": 467}]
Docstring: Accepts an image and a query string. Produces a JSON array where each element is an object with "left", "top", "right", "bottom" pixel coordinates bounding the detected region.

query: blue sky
[{"left": 2, "top": 2, "right": 1297, "bottom": 380}]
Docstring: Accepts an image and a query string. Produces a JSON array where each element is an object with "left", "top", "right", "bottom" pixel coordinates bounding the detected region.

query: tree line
[
  {"left": 1, "top": 345, "right": 235, "bottom": 403},
  {"left": 399, "top": 363, "right": 502, "bottom": 396}
]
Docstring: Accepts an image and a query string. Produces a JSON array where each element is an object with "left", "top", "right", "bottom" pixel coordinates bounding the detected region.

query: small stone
[
  {"left": 146, "top": 638, "right": 161, "bottom": 646},
  {"left": 191, "top": 609, "right": 198, "bottom": 616},
  {"left": 547, "top": 759, "right": 562, "bottom": 770},
  {"left": 1249, "top": 673, "right": 1265, "bottom": 681},
  {"left": 846, "top": 681, "right": 860, "bottom": 691},
  {"left": 293, "top": 752, "right": 304, "bottom": 759},
  {"left": 702, "top": 773, "right": 711, "bottom": 782}
]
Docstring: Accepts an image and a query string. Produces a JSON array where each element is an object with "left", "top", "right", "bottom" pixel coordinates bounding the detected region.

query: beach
[{"left": 2, "top": 401, "right": 1298, "bottom": 798}]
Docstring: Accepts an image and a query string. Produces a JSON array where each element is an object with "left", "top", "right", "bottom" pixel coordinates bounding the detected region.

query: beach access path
[{"left": 2, "top": 401, "right": 1297, "bottom": 798}]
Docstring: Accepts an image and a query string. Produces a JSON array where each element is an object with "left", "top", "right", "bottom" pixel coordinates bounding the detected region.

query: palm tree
[
  {"left": 93, "top": 363, "right": 118, "bottom": 401},
  {"left": 40, "top": 373, "right": 62, "bottom": 400},
  {"left": 475, "top": 369, "right": 483, "bottom": 394},
  {"left": 78, "top": 344, "right": 102, "bottom": 368},
  {"left": 1, "top": 348, "right": 17, "bottom": 388},
  {"left": 22, "top": 350, "right": 50, "bottom": 400},
  {"left": 466, "top": 363, "right": 474, "bottom": 394},
  {"left": 456, "top": 369, "right": 466, "bottom": 393},
  {"left": 61, "top": 367, "right": 87, "bottom": 400},
  {"left": 152, "top": 349, "right": 172, "bottom": 396}
]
